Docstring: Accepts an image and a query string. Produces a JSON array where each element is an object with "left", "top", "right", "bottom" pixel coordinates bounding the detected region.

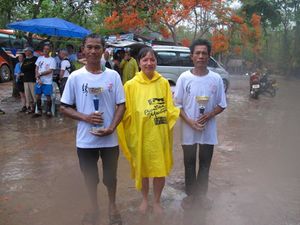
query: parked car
[
  {"left": 0, "top": 48, "right": 13, "bottom": 82},
  {"left": 153, "top": 45, "right": 230, "bottom": 92},
  {"left": 106, "top": 41, "right": 230, "bottom": 92}
]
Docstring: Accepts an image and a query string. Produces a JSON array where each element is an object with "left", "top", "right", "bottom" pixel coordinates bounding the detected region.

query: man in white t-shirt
[
  {"left": 174, "top": 39, "right": 227, "bottom": 209},
  {"left": 60, "top": 34, "right": 125, "bottom": 225},
  {"left": 34, "top": 44, "right": 56, "bottom": 117},
  {"left": 58, "top": 49, "right": 70, "bottom": 95}
]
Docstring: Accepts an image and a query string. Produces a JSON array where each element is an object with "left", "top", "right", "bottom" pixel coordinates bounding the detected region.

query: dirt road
[{"left": 0, "top": 75, "right": 299, "bottom": 225}]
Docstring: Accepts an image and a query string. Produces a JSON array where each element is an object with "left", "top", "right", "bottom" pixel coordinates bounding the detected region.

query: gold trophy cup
[{"left": 196, "top": 96, "right": 209, "bottom": 116}]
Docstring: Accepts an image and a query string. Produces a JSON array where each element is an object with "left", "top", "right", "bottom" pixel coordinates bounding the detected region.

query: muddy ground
[{"left": 0, "top": 74, "right": 300, "bottom": 225}]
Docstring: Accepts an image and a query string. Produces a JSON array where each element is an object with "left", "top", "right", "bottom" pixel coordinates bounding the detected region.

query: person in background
[
  {"left": 14, "top": 53, "right": 27, "bottom": 112},
  {"left": 58, "top": 49, "right": 70, "bottom": 95},
  {"left": 53, "top": 50, "right": 62, "bottom": 87},
  {"left": 174, "top": 39, "right": 227, "bottom": 209},
  {"left": 118, "top": 47, "right": 179, "bottom": 214},
  {"left": 120, "top": 49, "right": 139, "bottom": 84},
  {"left": 66, "top": 44, "right": 77, "bottom": 63},
  {"left": 103, "top": 50, "right": 113, "bottom": 69},
  {"left": 112, "top": 54, "right": 121, "bottom": 79},
  {"left": 60, "top": 33, "right": 125, "bottom": 225},
  {"left": 21, "top": 47, "right": 38, "bottom": 114},
  {"left": 34, "top": 44, "right": 56, "bottom": 117},
  {"left": 77, "top": 45, "right": 85, "bottom": 60}
]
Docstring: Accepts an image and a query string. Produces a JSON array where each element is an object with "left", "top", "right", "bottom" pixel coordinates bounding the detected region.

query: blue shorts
[{"left": 35, "top": 84, "right": 53, "bottom": 96}]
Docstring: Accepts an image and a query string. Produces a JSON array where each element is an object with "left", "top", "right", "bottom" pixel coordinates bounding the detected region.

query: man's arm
[
  {"left": 59, "top": 69, "right": 65, "bottom": 79},
  {"left": 120, "top": 59, "right": 126, "bottom": 69},
  {"left": 198, "top": 105, "right": 225, "bottom": 124},
  {"left": 35, "top": 66, "right": 40, "bottom": 79},
  {"left": 91, "top": 102, "right": 125, "bottom": 136},
  {"left": 39, "top": 69, "right": 53, "bottom": 76}
]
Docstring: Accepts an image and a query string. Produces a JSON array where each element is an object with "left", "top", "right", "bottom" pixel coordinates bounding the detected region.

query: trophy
[
  {"left": 88, "top": 87, "right": 104, "bottom": 131},
  {"left": 196, "top": 96, "right": 209, "bottom": 116}
]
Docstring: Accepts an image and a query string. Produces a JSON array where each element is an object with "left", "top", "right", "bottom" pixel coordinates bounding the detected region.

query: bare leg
[
  {"left": 20, "top": 92, "right": 26, "bottom": 108},
  {"left": 139, "top": 178, "right": 149, "bottom": 214},
  {"left": 153, "top": 177, "right": 165, "bottom": 215},
  {"left": 35, "top": 94, "right": 42, "bottom": 114}
]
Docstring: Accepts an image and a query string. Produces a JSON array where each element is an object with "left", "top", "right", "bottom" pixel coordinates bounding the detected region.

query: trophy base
[{"left": 91, "top": 126, "right": 104, "bottom": 133}]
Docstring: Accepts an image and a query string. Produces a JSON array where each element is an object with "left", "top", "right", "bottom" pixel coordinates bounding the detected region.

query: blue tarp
[{"left": 7, "top": 18, "right": 91, "bottom": 39}]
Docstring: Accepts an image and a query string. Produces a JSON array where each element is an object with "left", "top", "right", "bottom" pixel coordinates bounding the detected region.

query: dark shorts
[
  {"left": 16, "top": 81, "right": 24, "bottom": 93},
  {"left": 77, "top": 146, "right": 119, "bottom": 188}
]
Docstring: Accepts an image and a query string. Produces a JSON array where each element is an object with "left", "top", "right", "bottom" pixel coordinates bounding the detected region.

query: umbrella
[{"left": 7, "top": 17, "right": 91, "bottom": 39}]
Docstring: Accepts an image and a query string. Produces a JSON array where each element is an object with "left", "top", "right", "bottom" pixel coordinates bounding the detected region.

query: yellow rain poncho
[
  {"left": 120, "top": 57, "right": 139, "bottom": 84},
  {"left": 118, "top": 71, "right": 179, "bottom": 190}
]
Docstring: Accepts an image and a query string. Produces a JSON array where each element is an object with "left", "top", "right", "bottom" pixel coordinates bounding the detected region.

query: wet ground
[{"left": 0, "top": 75, "right": 300, "bottom": 225}]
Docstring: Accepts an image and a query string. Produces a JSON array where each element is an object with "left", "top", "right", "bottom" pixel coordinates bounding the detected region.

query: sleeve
[
  {"left": 14, "top": 63, "right": 20, "bottom": 76},
  {"left": 60, "top": 74, "right": 75, "bottom": 105},
  {"left": 50, "top": 58, "right": 56, "bottom": 69},
  {"left": 60, "top": 60, "right": 69, "bottom": 70},
  {"left": 35, "top": 57, "right": 41, "bottom": 66},
  {"left": 114, "top": 72, "right": 125, "bottom": 105},
  {"left": 166, "top": 81, "right": 180, "bottom": 130},
  {"left": 174, "top": 75, "right": 184, "bottom": 108},
  {"left": 216, "top": 76, "right": 227, "bottom": 109},
  {"left": 122, "top": 83, "right": 131, "bottom": 121},
  {"left": 117, "top": 82, "right": 132, "bottom": 162},
  {"left": 133, "top": 59, "right": 139, "bottom": 74},
  {"left": 120, "top": 59, "right": 126, "bottom": 69}
]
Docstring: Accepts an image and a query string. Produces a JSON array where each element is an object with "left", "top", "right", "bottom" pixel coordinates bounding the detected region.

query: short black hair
[
  {"left": 66, "top": 44, "right": 74, "bottom": 49},
  {"left": 189, "top": 39, "right": 211, "bottom": 55},
  {"left": 137, "top": 47, "right": 156, "bottom": 64},
  {"left": 43, "top": 43, "right": 51, "bottom": 49},
  {"left": 82, "top": 33, "right": 105, "bottom": 48},
  {"left": 18, "top": 53, "right": 25, "bottom": 59}
]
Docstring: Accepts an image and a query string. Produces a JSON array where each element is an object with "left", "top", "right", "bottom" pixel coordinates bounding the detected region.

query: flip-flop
[
  {"left": 109, "top": 213, "right": 122, "bottom": 225},
  {"left": 81, "top": 212, "right": 100, "bottom": 225}
]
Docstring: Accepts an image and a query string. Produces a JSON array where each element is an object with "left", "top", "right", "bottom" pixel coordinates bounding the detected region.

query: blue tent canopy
[{"left": 7, "top": 18, "right": 91, "bottom": 39}]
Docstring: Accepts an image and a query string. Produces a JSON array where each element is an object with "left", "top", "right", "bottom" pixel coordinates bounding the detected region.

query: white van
[{"left": 153, "top": 45, "right": 230, "bottom": 92}]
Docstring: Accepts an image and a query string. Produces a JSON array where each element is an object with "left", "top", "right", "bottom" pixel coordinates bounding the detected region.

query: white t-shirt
[
  {"left": 35, "top": 56, "right": 56, "bottom": 85},
  {"left": 174, "top": 70, "right": 227, "bottom": 145},
  {"left": 61, "top": 67, "right": 125, "bottom": 148},
  {"left": 60, "top": 59, "right": 71, "bottom": 78}
]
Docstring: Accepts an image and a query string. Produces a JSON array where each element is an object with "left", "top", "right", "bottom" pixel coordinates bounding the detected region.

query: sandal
[
  {"left": 109, "top": 213, "right": 122, "bottom": 225},
  {"left": 81, "top": 212, "right": 100, "bottom": 225}
]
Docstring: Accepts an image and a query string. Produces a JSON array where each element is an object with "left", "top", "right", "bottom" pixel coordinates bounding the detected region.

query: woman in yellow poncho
[{"left": 118, "top": 47, "right": 179, "bottom": 214}]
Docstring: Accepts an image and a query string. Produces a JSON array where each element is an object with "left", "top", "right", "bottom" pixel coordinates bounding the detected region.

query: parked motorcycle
[
  {"left": 259, "top": 72, "right": 278, "bottom": 97},
  {"left": 249, "top": 71, "right": 260, "bottom": 99},
  {"left": 248, "top": 70, "right": 278, "bottom": 99}
]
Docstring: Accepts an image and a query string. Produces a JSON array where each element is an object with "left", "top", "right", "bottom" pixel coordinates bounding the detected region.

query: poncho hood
[{"left": 134, "top": 70, "right": 162, "bottom": 84}]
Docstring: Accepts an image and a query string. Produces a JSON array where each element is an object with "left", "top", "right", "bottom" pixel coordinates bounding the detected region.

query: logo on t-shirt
[
  {"left": 108, "top": 83, "right": 113, "bottom": 92},
  {"left": 82, "top": 83, "right": 88, "bottom": 96},
  {"left": 186, "top": 84, "right": 191, "bottom": 95}
]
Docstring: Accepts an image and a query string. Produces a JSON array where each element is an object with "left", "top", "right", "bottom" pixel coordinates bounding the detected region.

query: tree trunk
[{"left": 292, "top": 6, "right": 300, "bottom": 76}]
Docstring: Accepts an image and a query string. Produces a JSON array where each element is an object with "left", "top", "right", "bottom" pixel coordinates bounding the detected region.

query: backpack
[{"left": 63, "top": 58, "right": 76, "bottom": 74}]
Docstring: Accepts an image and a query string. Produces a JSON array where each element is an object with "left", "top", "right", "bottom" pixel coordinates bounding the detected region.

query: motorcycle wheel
[
  {"left": 250, "top": 91, "right": 259, "bottom": 99},
  {"left": 270, "top": 87, "right": 276, "bottom": 97}
]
